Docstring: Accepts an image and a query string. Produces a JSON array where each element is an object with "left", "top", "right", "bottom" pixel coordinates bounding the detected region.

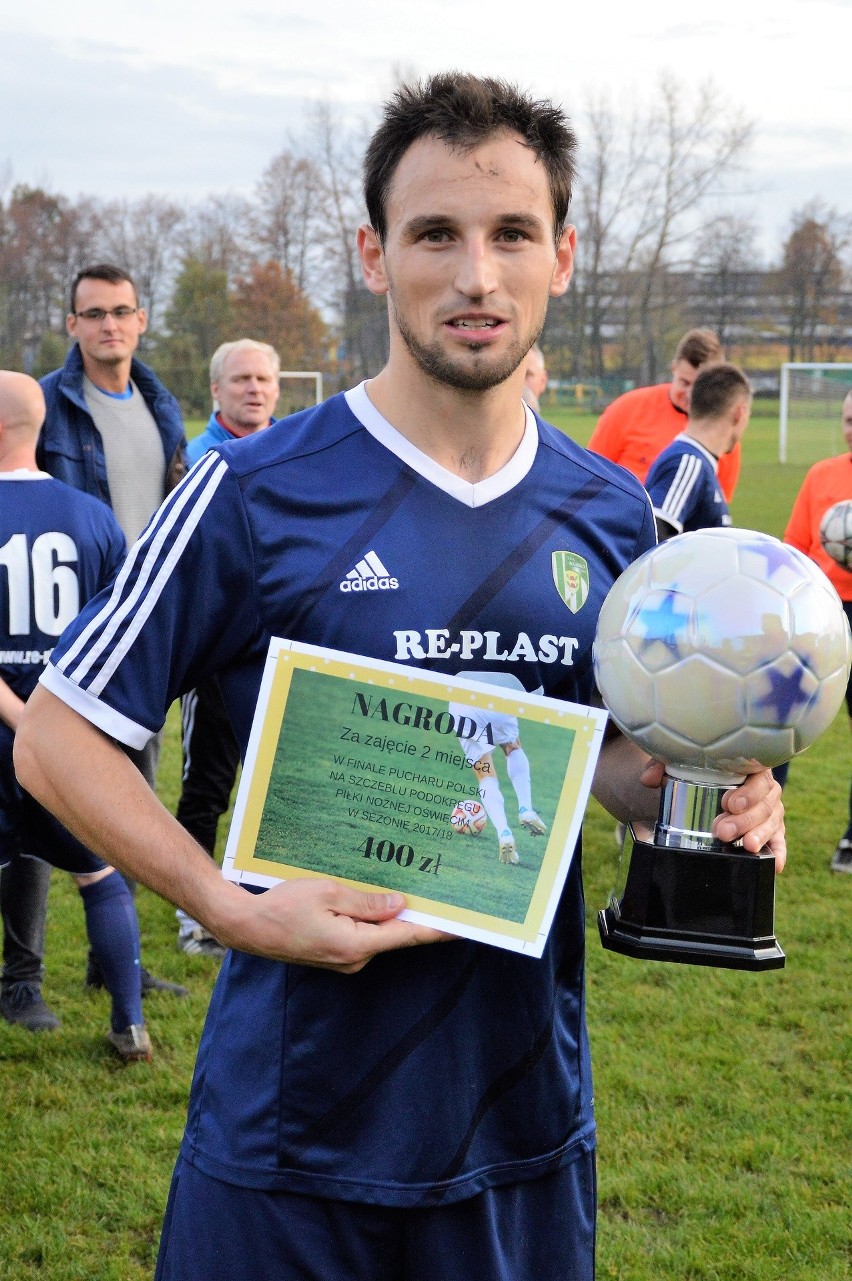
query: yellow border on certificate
[{"left": 229, "top": 645, "right": 602, "bottom": 947}]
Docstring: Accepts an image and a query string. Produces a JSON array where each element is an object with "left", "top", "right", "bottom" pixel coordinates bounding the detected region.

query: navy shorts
[
  {"left": 155, "top": 1151, "right": 596, "bottom": 1281},
  {"left": 0, "top": 724, "right": 107, "bottom": 875}
]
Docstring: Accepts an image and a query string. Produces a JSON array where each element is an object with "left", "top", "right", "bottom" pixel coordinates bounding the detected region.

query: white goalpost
[
  {"left": 280, "top": 370, "right": 324, "bottom": 405},
  {"left": 778, "top": 363, "right": 852, "bottom": 464}
]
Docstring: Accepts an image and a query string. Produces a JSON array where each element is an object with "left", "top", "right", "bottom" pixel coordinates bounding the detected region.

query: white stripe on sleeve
[{"left": 57, "top": 453, "right": 230, "bottom": 696}]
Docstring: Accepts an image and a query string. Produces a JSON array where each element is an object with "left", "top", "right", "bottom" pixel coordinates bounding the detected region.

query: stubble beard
[
  {"left": 391, "top": 297, "right": 543, "bottom": 394},
  {"left": 87, "top": 343, "right": 131, "bottom": 369}
]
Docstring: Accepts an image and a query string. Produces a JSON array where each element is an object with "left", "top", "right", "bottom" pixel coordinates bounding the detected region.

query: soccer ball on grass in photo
[{"left": 450, "top": 798, "right": 488, "bottom": 836}]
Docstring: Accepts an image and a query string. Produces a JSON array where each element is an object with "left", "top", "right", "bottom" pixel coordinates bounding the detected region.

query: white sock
[
  {"left": 477, "top": 774, "right": 509, "bottom": 834},
  {"left": 506, "top": 748, "right": 533, "bottom": 812}
]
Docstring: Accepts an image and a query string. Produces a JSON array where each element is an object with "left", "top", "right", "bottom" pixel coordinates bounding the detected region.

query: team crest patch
[{"left": 552, "top": 551, "right": 590, "bottom": 613}]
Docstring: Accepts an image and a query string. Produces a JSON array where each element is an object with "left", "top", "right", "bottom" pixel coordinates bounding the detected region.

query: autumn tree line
[{"left": 1, "top": 83, "right": 850, "bottom": 416}]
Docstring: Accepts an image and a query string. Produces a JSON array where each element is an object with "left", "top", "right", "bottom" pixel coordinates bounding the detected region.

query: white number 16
[{"left": 0, "top": 533, "right": 80, "bottom": 636}]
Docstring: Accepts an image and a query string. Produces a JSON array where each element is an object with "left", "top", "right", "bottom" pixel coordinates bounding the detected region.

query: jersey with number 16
[{"left": 0, "top": 473, "right": 126, "bottom": 702}]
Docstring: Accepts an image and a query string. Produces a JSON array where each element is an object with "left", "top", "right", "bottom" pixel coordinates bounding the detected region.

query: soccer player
[
  {"left": 35, "top": 262, "right": 189, "bottom": 999},
  {"left": 15, "top": 75, "right": 784, "bottom": 1280},
  {"left": 588, "top": 328, "right": 741, "bottom": 501},
  {"left": 175, "top": 340, "right": 281, "bottom": 958},
  {"left": 0, "top": 371, "right": 150, "bottom": 1059},
  {"left": 645, "top": 363, "right": 752, "bottom": 541},
  {"left": 783, "top": 388, "right": 852, "bottom": 872},
  {"left": 450, "top": 691, "right": 548, "bottom": 863}
]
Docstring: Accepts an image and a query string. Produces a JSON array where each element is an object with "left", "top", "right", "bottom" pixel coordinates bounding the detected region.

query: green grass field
[{"left": 1, "top": 398, "right": 849, "bottom": 1280}]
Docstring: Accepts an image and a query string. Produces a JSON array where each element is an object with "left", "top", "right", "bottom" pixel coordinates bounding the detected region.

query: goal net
[{"left": 779, "top": 363, "right": 852, "bottom": 464}]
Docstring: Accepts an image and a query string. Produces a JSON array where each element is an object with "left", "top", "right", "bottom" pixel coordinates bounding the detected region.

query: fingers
[
  {"left": 330, "top": 885, "right": 408, "bottom": 922},
  {"left": 713, "top": 768, "right": 786, "bottom": 872},
  {"left": 639, "top": 758, "right": 667, "bottom": 789},
  {"left": 239, "top": 878, "right": 452, "bottom": 973}
]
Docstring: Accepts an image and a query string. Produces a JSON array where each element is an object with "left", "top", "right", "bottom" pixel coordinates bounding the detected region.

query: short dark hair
[
  {"left": 673, "top": 329, "right": 723, "bottom": 369},
  {"left": 70, "top": 264, "right": 138, "bottom": 313},
  {"left": 689, "top": 362, "right": 752, "bottom": 420},
  {"left": 364, "top": 72, "right": 578, "bottom": 244}
]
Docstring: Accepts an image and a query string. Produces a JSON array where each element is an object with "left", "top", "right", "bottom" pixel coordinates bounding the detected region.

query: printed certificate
[{"left": 222, "top": 639, "right": 608, "bottom": 956}]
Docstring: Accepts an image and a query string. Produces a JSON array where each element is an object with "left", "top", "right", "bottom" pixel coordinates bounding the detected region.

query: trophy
[{"left": 593, "top": 528, "right": 852, "bottom": 971}]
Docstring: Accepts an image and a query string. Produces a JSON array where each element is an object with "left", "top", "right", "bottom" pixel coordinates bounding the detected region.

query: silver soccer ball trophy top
[{"left": 593, "top": 527, "right": 852, "bottom": 970}]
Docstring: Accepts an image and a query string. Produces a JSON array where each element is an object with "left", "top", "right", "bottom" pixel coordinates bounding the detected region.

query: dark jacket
[{"left": 38, "top": 343, "right": 187, "bottom": 506}]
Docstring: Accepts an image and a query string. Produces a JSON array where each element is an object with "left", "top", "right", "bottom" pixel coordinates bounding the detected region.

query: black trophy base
[{"left": 599, "top": 833, "right": 785, "bottom": 971}]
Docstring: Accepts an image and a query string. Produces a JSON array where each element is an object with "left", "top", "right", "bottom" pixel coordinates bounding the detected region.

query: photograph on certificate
[{"left": 222, "top": 639, "right": 608, "bottom": 956}]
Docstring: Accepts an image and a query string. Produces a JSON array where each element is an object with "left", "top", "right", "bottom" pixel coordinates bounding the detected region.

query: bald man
[{"left": 0, "top": 373, "right": 151, "bottom": 1058}]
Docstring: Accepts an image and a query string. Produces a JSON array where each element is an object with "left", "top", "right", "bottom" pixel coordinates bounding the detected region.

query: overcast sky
[{"left": 3, "top": 0, "right": 851, "bottom": 261}]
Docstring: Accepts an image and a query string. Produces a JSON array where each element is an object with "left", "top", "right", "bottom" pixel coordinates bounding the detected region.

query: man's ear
[
  {"left": 731, "top": 398, "right": 749, "bottom": 429},
  {"left": 549, "top": 225, "right": 576, "bottom": 298},
  {"left": 357, "top": 225, "right": 388, "bottom": 297}
]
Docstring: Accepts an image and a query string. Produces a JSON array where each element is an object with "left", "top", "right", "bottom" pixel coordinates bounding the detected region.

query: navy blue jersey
[
  {"left": 0, "top": 473, "right": 126, "bottom": 700},
  {"left": 645, "top": 434, "right": 731, "bottom": 535},
  {"left": 0, "top": 472, "right": 125, "bottom": 865},
  {"left": 44, "top": 387, "right": 655, "bottom": 1203}
]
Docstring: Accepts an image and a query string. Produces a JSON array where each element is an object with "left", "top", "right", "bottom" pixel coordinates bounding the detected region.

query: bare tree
[
  {"left": 781, "top": 202, "right": 850, "bottom": 360},
  {"left": 565, "top": 78, "right": 753, "bottom": 383},
  {"left": 0, "top": 185, "right": 85, "bottom": 367},
  {"left": 179, "top": 192, "right": 251, "bottom": 278},
  {"left": 95, "top": 195, "right": 186, "bottom": 331},
  {"left": 627, "top": 81, "right": 753, "bottom": 380},
  {"left": 304, "top": 101, "right": 388, "bottom": 381},
  {"left": 568, "top": 93, "right": 654, "bottom": 379},
  {"left": 691, "top": 212, "right": 762, "bottom": 347},
  {"left": 252, "top": 149, "right": 323, "bottom": 295}
]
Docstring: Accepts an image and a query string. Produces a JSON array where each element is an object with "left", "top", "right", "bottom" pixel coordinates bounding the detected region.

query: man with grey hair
[
  {"left": 186, "top": 339, "right": 281, "bottom": 465},
  {"left": 176, "top": 338, "right": 281, "bottom": 955}
]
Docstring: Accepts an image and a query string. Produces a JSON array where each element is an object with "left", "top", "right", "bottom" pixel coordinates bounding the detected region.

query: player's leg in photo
[
  {"left": 471, "top": 750, "right": 519, "bottom": 864},
  {"left": 501, "top": 740, "right": 548, "bottom": 836},
  {"left": 453, "top": 707, "right": 524, "bottom": 864}
]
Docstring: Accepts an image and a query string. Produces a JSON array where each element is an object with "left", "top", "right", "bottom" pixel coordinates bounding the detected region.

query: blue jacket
[
  {"left": 38, "top": 343, "right": 187, "bottom": 506},
  {"left": 186, "top": 411, "right": 231, "bottom": 466},
  {"left": 187, "top": 412, "right": 279, "bottom": 466}
]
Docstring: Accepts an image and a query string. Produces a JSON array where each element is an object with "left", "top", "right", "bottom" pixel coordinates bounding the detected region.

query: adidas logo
[{"left": 339, "top": 550, "right": 399, "bottom": 593}]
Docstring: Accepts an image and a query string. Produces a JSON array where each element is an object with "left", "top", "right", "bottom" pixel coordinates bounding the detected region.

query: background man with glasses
[{"left": 0, "top": 264, "right": 189, "bottom": 1030}]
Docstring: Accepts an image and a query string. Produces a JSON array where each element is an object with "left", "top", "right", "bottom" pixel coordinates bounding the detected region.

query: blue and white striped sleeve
[{"left": 646, "top": 453, "right": 701, "bottom": 535}]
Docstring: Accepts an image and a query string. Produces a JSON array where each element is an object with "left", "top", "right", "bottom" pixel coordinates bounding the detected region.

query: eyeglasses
[{"left": 73, "top": 306, "right": 138, "bottom": 322}]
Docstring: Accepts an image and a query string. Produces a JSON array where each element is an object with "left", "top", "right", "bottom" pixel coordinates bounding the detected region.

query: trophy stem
[{"left": 655, "top": 775, "right": 735, "bottom": 851}]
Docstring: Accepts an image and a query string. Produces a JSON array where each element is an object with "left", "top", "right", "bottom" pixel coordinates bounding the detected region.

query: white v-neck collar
[{"left": 345, "top": 381, "right": 538, "bottom": 509}]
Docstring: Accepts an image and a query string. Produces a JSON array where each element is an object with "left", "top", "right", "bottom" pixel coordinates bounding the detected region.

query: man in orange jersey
[
  {"left": 784, "top": 388, "right": 852, "bottom": 872},
  {"left": 587, "top": 329, "right": 741, "bottom": 501}
]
